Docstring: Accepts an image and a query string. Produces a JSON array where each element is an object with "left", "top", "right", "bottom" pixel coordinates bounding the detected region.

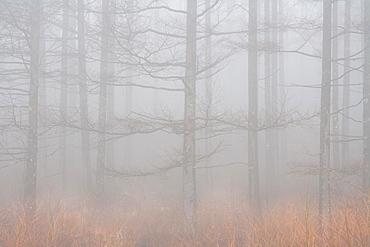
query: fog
[{"left": 0, "top": 0, "right": 369, "bottom": 245}]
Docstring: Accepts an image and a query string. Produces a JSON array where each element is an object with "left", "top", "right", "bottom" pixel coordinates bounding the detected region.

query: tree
[
  {"left": 319, "top": 0, "right": 332, "bottom": 229},
  {"left": 24, "top": 0, "right": 41, "bottom": 217},
  {"left": 248, "top": 0, "right": 260, "bottom": 211},
  {"left": 96, "top": 0, "right": 111, "bottom": 195},
  {"left": 77, "top": 0, "right": 92, "bottom": 194},
  {"left": 363, "top": 0, "right": 370, "bottom": 190},
  {"left": 183, "top": 0, "right": 197, "bottom": 231},
  {"left": 342, "top": 0, "right": 351, "bottom": 168},
  {"left": 332, "top": 0, "right": 340, "bottom": 169}
]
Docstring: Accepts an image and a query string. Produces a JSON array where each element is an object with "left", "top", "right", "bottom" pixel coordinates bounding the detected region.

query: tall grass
[{"left": 0, "top": 194, "right": 368, "bottom": 246}]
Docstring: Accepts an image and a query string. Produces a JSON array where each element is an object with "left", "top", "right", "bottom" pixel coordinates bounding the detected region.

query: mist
[{"left": 0, "top": 0, "right": 369, "bottom": 246}]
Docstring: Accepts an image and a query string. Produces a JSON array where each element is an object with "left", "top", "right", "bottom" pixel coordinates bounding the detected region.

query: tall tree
[
  {"left": 204, "top": 0, "right": 213, "bottom": 195},
  {"left": 248, "top": 0, "right": 260, "bottom": 211},
  {"left": 24, "top": 0, "right": 41, "bottom": 217},
  {"left": 77, "top": 0, "right": 92, "bottom": 194},
  {"left": 342, "top": 0, "right": 351, "bottom": 168},
  {"left": 332, "top": 0, "right": 340, "bottom": 169},
  {"left": 363, "top": 0, "right": 370, "bottom": 190},
  {"left": 319, "top": 0, "right": 332, "bottom": 227},
  {"left": 60, "top": 0, "right": 69, "bottom": 191},
  {"left": 264, "top": 0, "right": 274, "bottom": 196},
  {"left": 183, "top": 0, "right": 197, "bottom": 230},
  {"left": 96, "top": 0, "right": 110, "bottom": 195}
]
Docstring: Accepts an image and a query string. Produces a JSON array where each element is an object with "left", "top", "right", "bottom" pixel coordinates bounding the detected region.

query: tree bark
[
  {"left": 77, "top": 0, "right": 92, "bottom": 195},
  {"left": 363, "top": 0, "right": 370, "bottom": 190},
  {"left": 96, "top": 0, "right": 110, "bottom": 195},
  {"left": 24, "top": 0, "right": 41, "bottom": 217},
  {"left": 264, "top": 0, "right": 274, "bottom": 197},
  {"left": 342, "top": 0, "right": 351, "bottom": 168},
  {"left": 183, "top": 0, "right": 197, "bottom": 231},
  {"left": 319, "top": 0, "right": 332, "bottom": 229},
  {"left": 60, "top": 0, "right": 69, "bottom": 192},
  {"left": 248, "top": 0, "right": 260, "bottom": 211},
  {"left": 204, "top": 0, "right": 213, "bottom": 196},
  {"left": 332, "top": 0, "right": 340, "bottom": 169}
]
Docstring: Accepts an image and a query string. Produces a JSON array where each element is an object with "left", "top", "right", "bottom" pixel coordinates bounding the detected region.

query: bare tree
[
  {"left": 96, "top": 0, "right": 111, "bottom": 195},
  {"left": 24, "top": 0, "right": 41, "bottom": 217},
  {"left": 248, "top": 0, "right": 260, "bottom": 211},
  {"left": 77, "top": 0, "right": 92, "bottom": 194},
  {"left": 363, "top": 0, "right": 370, "bottom": 190},
  {"left": 342, "top": 0, "right": 351, "bottom": 168},
  {"left": 319, "top": 0, "right": 332, "bottom": 229}
]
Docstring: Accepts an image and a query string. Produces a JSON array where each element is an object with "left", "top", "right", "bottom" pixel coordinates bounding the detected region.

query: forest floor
[{"left": 0, "top": 193, "right": 368, "bottom": 246}]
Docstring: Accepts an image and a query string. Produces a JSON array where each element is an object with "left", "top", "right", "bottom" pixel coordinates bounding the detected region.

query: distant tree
[
  {"left": 363, "top": 0, "right": 370, "bottom": 190},
  {"left": 319, "top": 0, "right": 332, "bottom": 229},
  {"left": 342, "top": 0, "right": 351, "bottom": 168},
  {"left": 248, "top": 0, "right": 260, "bottom": 211},
  {"left": 96, "top": 0, "right": 111, "bottom": 195},
  {"left": 77, "top": 0, "right": 92, "bottom": 194}
]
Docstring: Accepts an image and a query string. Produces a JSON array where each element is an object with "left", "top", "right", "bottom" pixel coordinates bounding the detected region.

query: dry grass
[{"left": 0, "top": 194, "right": 368, "bottom": 247}]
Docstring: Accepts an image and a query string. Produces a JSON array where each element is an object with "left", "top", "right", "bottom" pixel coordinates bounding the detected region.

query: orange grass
[{"left": 0, "top": 194, "right": 368, "bottom": 246}]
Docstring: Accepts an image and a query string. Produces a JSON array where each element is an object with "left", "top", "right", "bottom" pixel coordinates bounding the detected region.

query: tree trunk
[
  {"left": 24, "top": 0, "right": 41, "bottom": 217},
  {"left": 363, "top": 0, "right": 370, "bottom": 190},
  {"left": 319, "top": 0, "right": 332, "bottom": 229},
  {"left": 60, "top": 0, "right": 69, "bottom": 192},
  {"left": 39, "top": 0, "right": 48, "bottom": 175},
  {"left": 332, "top": 0, "right": 340, "bottom": 169},
  {"left": 342, "top": 0, "right": 351, "bottom": 168},
  {"left": 204, "top": 0, "right": 213, "bottom": 196},
  {"left": 278, "top": 0, "right": 287, "bottom": 185},
  {"left": 271, "top": 0, "right": 278, "bottom": 195},
  {"left": 183, "top": 0, "right": 197, "bottom": 231},
  {"left": 124, "top": 0, "right": 134, "bottom": 170},
  {"left": 248, "top": 0, "right": 260, "bottom": 211},
  {"left": 107, "top": 0, "right": 116, "bottom": 170},
  {"left": 77, "top": 0, "right": 92, "bottom": 195},
  {"left": 264, "top": 0, "right": 273, "bottom": 197},
  {"left": 96, "top": 0, "right": 110, "bottom": 195}
]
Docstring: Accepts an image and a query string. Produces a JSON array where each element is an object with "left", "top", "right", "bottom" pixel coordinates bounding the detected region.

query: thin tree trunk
[
  {"left": 77, "top": 0, "right": 92, "bottom": 194},
  {"left": 319, "top": 0, "right": 332, "bottom": 229},
  {"left": 183, "top": 0, "right": 197, "bottom": 231},
  {"left": 264, "top": 0, "right": 273, "bottom": 197},
  {"left": 248, "top": 0, "right": 260, "bottom": 212},
  {"left": 96, "top": 0, "right": 110, "bottom": 195},
  {"left": 39, "top": 0, "right": 47, "bottom": 175},
  {"left": 24, "top": 0, "right": 41, "bottom": 217},
  {"left": 107, "top": 0, "right": 116, "bottom": 169},
  {"left": 278, "top": 0, "right": 287, "bottom": 183},
  {"left": 342, "top": 0, "right": 351, "bottom": 168},
  {"left": 271, "top": 0, "right": 278, "bottom": 194},
  {"left": 205, "top": 0, "right": 213, "bottom": 195},
  {"left": 332, "top": 0, "right": 340, "bottom": 169},
  {"left": 124, "top": 0, "right": 134, "bottom": 170},
  {"left": 363, "top": 0, "right": 370, "bottom": 190},
  {"left": 60, "top": 0, "right": 69, "bottom": 192}
]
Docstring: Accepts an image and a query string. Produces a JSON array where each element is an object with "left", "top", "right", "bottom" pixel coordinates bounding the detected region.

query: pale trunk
[
  {"left": 107, "top": 0, "right": 116, "bottom": 169},
  {"left": 96, "top": 0, "right": 110, "bottom": 195},
  {"left": 342, "top": 0, "right": 351, "bottom": 168},
  {"left": 271, "top": 0, "right": 278, "bottom": 193},
  {"left": 205, "top": 0, "right": 213, "bottom": 195},
  {"left": 60, "top": 0, "right": 69, "bottom": 191},
  {"left": 264, "top": 0, "right": 273, "bottom": 196},
  {"left": 248, "top": 0, "right": 260, "bottom": 211},
  {"left": 183, "top": 0, "right": 197, "bottom": 231},
  {"left": 363, "top": 0, "right": 370, "bottom": 190},
  {"left": 332, "top": 0, "right": 340, "bottom": 169},
  {"left": 319, "top": 0, "right": 332, "bottom": 229},
  {"left": 24, "top": 0, "right": 40, "bottom": 217},
  {"left": 77, "top": 0, "right": 92, "bottom": 194}
]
